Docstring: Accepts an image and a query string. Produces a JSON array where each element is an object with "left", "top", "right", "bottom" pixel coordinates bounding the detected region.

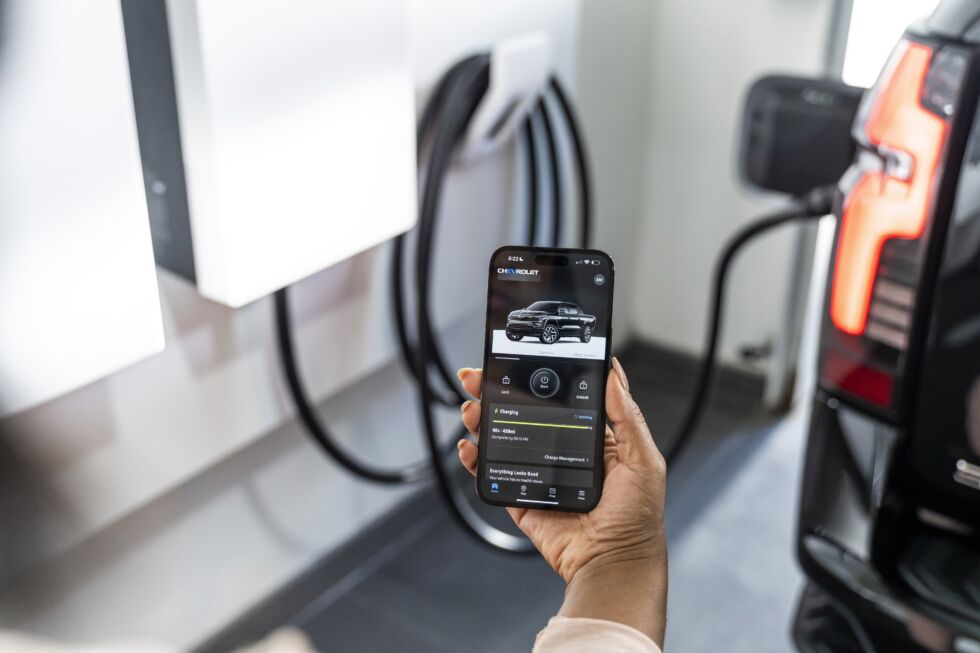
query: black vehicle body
[
  {"left": 505, "top": 301, "right": 597, "bottom": 344},
  {"left": 795, "top": 2, "right": 980, "bottom": 650}
]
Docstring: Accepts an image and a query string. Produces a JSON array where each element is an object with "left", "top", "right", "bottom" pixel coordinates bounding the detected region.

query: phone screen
[{"left": 477, "top": 246, "right": 614, "bottom": 512}]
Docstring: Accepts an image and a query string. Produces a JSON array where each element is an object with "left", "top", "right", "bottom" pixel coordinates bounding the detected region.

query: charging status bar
[{"left": 486, "top": 403, "right": 596, "bottom": 469}]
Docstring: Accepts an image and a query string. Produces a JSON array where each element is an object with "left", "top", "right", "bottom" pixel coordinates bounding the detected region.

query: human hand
[{"left": 457, "top": 357, "right": 668, "bottom": 644}]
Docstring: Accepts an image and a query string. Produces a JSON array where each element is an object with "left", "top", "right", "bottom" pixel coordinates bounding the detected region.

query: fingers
[
  {"left": 457, "top": 368, "right": 483, "bottom": 399},
  {"left": 461, "top": 399, "right": 481, "bottom": 436},
  {"left": 457, "top": 439, "right": 477, "bottom": 476},
  {"left": 603, "top": 427, "right": 618, "bottom": 470},
  {"left": 459, "top": 368, "right": 482, "bottom": 437},
  {"left": 457, "top": 368, "right": 482, "bottom": 473},
  {"left": 506, "top": 506, "right": 528, "bottom": 529},
  {"left": 605, "top": 357, "right": 664, "bottom": 470}
]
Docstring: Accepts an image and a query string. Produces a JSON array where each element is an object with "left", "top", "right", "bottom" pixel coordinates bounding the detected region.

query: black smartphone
[{"left": 476, "top": 246, "right": 614, "bottom": 512}]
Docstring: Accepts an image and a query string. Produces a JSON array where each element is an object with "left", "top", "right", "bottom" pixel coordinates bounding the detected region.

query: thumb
[{"left": 605, "top": 357, "right": 663, "bottom": 468}]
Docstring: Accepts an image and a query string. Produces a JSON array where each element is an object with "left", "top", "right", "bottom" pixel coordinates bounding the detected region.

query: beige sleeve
[{"left": 533, "top": 617, "right": 662, "bottom": 653}]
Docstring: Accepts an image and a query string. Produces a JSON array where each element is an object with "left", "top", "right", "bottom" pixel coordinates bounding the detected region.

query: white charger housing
[
  {"left": 461, "top": 32, "right": 553, "bottom": 161},
  {"left": 124, "top": 0, "right": 418, "bottom": 307}
]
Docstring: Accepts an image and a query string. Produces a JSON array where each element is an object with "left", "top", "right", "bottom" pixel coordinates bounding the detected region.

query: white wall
[
  {"left": 576, "top": 0, "right": 656, "bottom": 338},
  {"left": 0, "top": 0, "right": 653, "bottom": 647},
  {"left": 630, "top": 0, "right": 836, "bottom": 364}
]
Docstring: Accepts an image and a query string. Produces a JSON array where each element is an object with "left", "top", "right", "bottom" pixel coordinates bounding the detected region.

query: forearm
[{"left": 557, "top": 548, "right": 668, "bottom": 648}]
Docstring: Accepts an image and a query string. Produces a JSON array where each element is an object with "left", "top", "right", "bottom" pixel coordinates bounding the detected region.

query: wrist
[{"left": 559, "top": 545, "right": 668, "bottom": 647}]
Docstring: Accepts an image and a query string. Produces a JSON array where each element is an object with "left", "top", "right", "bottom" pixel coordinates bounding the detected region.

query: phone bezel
[{"left": 476, "top": 245, "right": 615, "bottom": 513}]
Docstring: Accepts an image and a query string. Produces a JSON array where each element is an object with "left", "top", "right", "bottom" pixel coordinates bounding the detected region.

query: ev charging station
[{"left": 123, "top": 0, "right": 581, "bottom": 551}]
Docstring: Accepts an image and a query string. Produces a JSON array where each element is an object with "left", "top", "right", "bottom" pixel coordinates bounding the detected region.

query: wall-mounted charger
[
  {"left": 460, "top": 32, "right": 553, "bottom": 161},
  {"left": 122, "top": 0, "right": 418, "bottom": 307}
]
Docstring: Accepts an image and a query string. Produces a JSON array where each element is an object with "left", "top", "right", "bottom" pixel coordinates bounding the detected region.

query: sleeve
[{"left": 532, "top": 617, "right": 662, "bottom": 653}]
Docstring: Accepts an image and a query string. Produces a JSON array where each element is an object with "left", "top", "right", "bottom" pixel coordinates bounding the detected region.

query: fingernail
[
  {"left": 461, "top": 399, "right": 473, "bottom": 414},
  {"left": 457, "top": 439, "right": 466, "bottom": 451},
  {"left": 457, "top": 368, "right": 469, "bottom": 382},
  {"left": 612, "top": 356, "right": 629, "bottom": 392}
]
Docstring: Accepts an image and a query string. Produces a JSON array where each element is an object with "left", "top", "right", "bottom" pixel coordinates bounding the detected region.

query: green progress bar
[{"left": 493, "top": 419, "right": 592, "bottom": 430}]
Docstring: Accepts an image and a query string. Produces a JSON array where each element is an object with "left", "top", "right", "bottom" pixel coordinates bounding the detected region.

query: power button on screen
[{"left": 530, "top": 368, "right": 560, "bottom": 399}]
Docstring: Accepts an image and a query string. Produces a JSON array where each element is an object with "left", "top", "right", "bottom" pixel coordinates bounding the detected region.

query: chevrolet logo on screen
[{"left": 497, "top": 267, "right": 541, "bottom": 282}]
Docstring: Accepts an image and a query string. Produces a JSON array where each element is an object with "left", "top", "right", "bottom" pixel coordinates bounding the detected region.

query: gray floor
[
  {"left": 204, "top": 345, "right": 807, "bottom": 652},
  {"left": 292, "top": 510, "right": 564, "bottom": 653},
  {"left": 662, "top": 399, "right": 805, "bottom": 652}
]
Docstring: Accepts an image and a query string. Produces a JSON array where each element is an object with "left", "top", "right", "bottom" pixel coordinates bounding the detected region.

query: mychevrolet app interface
[{"left": 478, "top": 247, "right": 613, "bottom": 511}]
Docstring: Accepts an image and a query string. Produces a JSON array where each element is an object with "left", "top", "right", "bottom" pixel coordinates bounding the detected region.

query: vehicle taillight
[
  {"left": 822, "top": 38, "right": 968, "bottom": 412},
  {"left": 831, "top": 42, "right": 946, "bottom": 336}
]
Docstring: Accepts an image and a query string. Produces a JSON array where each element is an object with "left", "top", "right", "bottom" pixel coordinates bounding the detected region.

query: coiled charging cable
[
  {"left": 404, "top": 58, "right": 591, "bottom": 552},
  {"left": 275, "top": 54, "right": 592, "bottom": 552}
]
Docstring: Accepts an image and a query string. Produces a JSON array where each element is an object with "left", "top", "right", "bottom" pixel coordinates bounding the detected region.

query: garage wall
[
  {"left": 0, "top": 1, "right": 653, "bottom": 647},
  {"left": 575, "top": 0, "right": 656, "bottom": 334},
  {"left": 629, "top": 0, "right": 836, "bottom": 365}
]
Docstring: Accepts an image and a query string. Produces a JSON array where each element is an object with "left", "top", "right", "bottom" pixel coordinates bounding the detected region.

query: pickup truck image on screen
[{"left": 505, "top": 301, "right": 596, "bottom": 344}]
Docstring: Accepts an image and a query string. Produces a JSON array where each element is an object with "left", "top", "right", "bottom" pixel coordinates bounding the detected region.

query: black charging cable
[
  {"left": 549, "top": 78, "right": 592, "bottom": 248},
  {"left": 538, "top": 96, "right": 563, "bottom": 247},
  {"left": 274, "top": 288, "right": 438, "bottom": 484},
  {"left": 407, "top": 59, "right": 592, "bottom": 553},
  {"left": 409, "top": 56, "right": 535, "bottom": 552},
  {"left": 660, "top": 184, "right": 881, "bottom": 517},
  {"left": 274, "top": 53, "right": 593, "bottom": 552},
  {"left": 523, "top": 114, "right": 540, "bottom": 246},
  {"left": 270, "top": 57, "right": 491, "bottom": 485},
  {"left": 390, "top": 56, "right": 491, "bottom": 410},
  {"left": 662, "top": 185, "right": 836, "bottom": 466},
  {"left": 392, "top": 77, "right": 588, "bottom": 410}
]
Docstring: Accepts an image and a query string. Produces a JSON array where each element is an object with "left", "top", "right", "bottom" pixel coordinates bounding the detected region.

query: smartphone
[{"left": 477, "top": 246, "right": 614, "bottom": 512}]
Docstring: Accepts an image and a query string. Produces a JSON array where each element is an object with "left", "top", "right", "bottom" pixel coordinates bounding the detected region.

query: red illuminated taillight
[
  {"left": 831, "top": 41, "right": 947, "bottom": 336},
  {"left": 822, "top": 38, "right": 968, "bottom": 411}
]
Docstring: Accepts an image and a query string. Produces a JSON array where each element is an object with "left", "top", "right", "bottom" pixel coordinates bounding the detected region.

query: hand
[{"left": 457, "top": 357, "right": 668, "bottom": 645}]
